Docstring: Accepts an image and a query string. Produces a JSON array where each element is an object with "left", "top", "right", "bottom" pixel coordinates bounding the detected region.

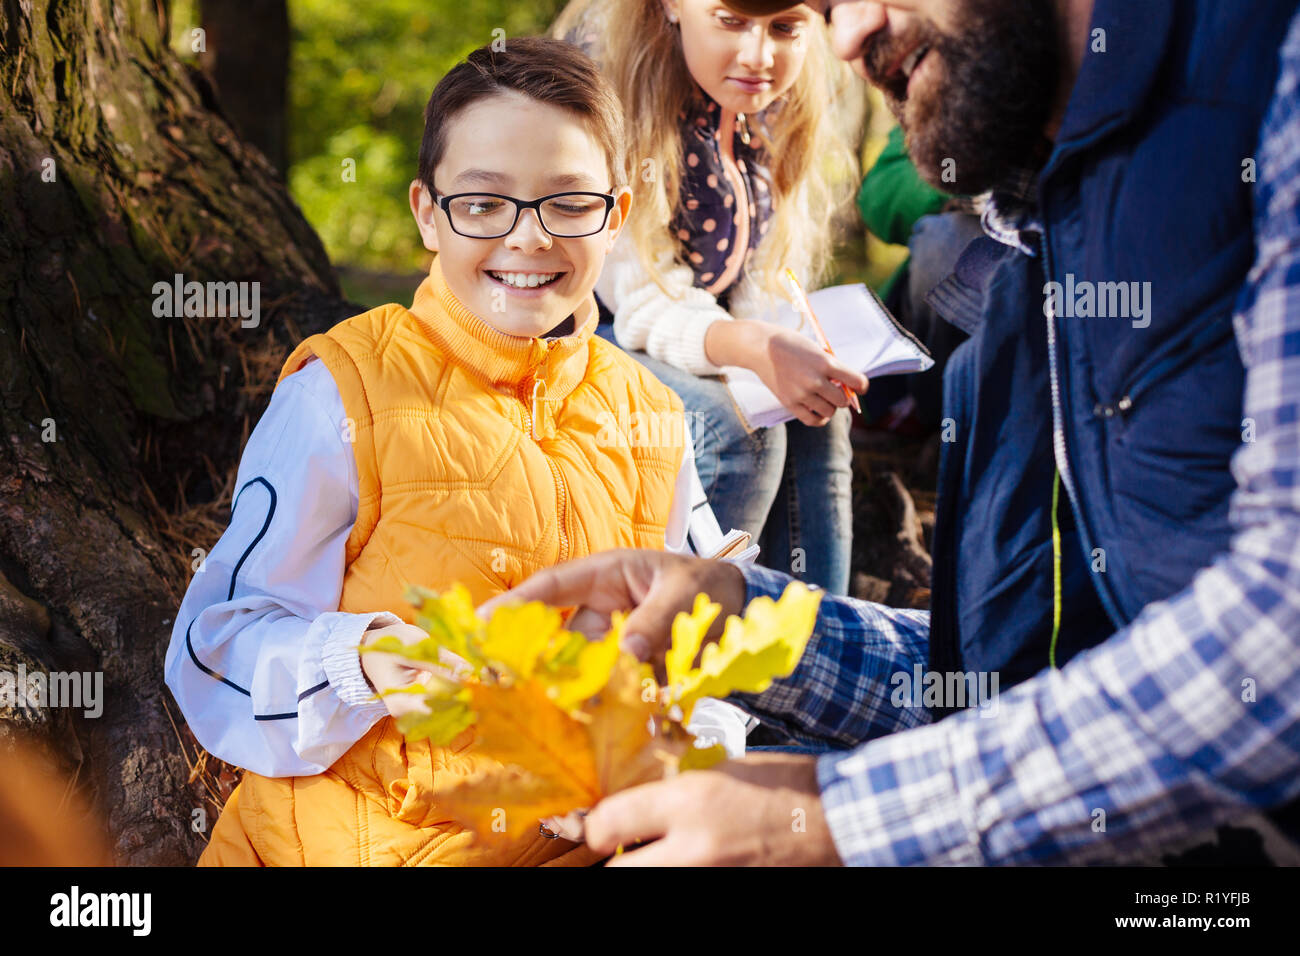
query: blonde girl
[{"left": 556, "top": 0, "right": 864, "bottom": 593}]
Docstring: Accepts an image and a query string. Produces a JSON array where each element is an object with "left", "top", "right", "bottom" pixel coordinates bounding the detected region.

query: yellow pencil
[{"left": 783, "top": 269, "right": 862, "bottom": 414}]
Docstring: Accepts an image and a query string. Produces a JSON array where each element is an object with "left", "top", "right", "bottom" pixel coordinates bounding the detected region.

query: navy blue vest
[{"left": 928, "top": 0, "right": 1300, "bottom": 848}]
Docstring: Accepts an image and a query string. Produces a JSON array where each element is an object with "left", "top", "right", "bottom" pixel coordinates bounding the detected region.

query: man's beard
[{"left": 864, "top": 0, "right": 1060, "bottom": 194}]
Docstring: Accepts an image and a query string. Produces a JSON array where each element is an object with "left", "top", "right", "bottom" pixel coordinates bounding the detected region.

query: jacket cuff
[
  {"left": 739, "top": 562, "right": 797, "bottom": 603},
  {"left": 322, "top": 611, "right": 402, "bottom": 708},
  {"left": 815, "top": 728, "right": 983, "bottom": 866}
]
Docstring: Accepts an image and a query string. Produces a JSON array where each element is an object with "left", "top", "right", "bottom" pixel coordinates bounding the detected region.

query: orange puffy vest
[{"left": 199, "top": 258, "right": 684, "bottom": 866}]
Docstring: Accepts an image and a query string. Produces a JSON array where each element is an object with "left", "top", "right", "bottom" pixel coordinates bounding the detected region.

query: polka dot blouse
[{"left": 673, "top": 87, "right": 776, "bottom": 308}]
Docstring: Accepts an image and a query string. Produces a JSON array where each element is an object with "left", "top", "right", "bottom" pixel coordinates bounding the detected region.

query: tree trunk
[
  {"left": 198, "top": 0, "right": 290, "bottom": 175},
  {"left": 0, "top": 0, "right": 354, "bottom": 864}
]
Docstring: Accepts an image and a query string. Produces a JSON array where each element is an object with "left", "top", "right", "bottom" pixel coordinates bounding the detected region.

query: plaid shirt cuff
[
  {"left": 734, "top": 564, "right": 931, "bottom": 746},
  {"left": 817, "top": 725, "right": 983, "bottom": 866},
  {"left": 739, "top": 562, "right": 798, "bottom": 602}
]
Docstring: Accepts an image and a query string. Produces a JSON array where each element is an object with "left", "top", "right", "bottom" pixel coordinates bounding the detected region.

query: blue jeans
[{"left": 596, "top": 325, "right": 852, "bottom": 594}]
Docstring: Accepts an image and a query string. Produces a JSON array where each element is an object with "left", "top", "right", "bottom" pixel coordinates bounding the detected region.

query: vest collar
[
  {"left": 1041, "top": 0, "right": 1175, "bottom": 181},
  {"left": 407, "top": 256, "right": 596, "bottom": 404}
]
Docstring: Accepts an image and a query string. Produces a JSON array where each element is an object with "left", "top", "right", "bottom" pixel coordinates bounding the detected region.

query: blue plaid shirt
[{"left": 734, "top": 15, "right": 1300, "bottom": 866}]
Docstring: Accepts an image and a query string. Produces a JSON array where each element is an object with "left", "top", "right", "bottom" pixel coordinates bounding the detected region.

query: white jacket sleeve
[
  {"left": 662, "top": 423, "right": 757, "bottom": 564},
  {"left": 596, "top": 232, "right": 737, "bottom": 376},
  {"left": 163, "top": 358, "right": 395, "bottom": 778}
]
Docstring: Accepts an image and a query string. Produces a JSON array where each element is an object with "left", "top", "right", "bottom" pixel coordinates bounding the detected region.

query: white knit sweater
[{"left": 595, "top": 231, "right": 771, "bottom": 377}]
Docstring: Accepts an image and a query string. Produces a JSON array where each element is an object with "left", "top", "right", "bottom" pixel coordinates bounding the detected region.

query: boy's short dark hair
[{"left": 417, "top": 36, "right": 627, "bottom": 192}]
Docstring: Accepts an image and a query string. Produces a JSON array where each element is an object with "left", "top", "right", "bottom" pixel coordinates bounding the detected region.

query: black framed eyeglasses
[{"left": 432, "top": 188, "right": 617, "bottom": 239}]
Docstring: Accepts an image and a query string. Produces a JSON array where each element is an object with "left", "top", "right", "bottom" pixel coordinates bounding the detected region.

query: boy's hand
[{"left": 360, "top": 621, "right": 471, "bottom": 719}]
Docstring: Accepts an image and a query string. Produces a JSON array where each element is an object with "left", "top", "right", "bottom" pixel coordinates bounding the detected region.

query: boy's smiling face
[{"left": 410, "top": 91, "right": 632, "bottom": 339}]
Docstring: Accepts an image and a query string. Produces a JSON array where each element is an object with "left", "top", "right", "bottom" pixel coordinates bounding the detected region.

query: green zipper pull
[{"left": 1049, "top": 468, "right": 1062, "bottom": 669}]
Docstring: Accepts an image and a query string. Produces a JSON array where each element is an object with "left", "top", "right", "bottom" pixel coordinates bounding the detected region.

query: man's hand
[
  {"left": 583, "top": 753, "right": 842, "bottom": 866},
  {"left": 359, "top": 620, "right": 470, "bottom": 719},
  {"left": 478, "top": 549, "right": 746, "bottom": 678}
]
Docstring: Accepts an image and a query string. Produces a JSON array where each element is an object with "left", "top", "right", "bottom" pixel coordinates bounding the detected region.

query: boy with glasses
[{"left": 166, "top": 37, "right": 749, "bottom": 866}]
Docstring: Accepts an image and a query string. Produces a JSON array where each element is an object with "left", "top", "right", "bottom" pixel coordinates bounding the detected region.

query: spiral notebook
[{"left": 721, "top": 283, "right": 934, "bottom": 431}]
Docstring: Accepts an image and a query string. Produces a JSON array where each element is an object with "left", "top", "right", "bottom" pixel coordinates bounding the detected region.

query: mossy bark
[{"left": 0, "top": 0, "right": 354, "bottom": 863}]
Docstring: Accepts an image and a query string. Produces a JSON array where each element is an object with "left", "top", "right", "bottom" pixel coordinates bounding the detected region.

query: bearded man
[{"left": 492, "top": 0, "right": 1300, "bottom": 866}]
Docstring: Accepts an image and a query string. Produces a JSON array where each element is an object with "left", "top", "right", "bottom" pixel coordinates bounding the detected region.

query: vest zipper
[
  {"left": 552, "top": 459, "right": 570, "bottom": 564},
  {"left": 516, "top": 374, "right": 570, "bottom": 564},
  {"left": 708, "top": 107, "right": 752, "bottom": 295},
  {"left": 1040, "top": 228, "right": 1125, "bottom": 629}
]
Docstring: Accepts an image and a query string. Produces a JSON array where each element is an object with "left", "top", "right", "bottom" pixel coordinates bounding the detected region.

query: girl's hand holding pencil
[
  {"left": 755, "top": 328, "right": 868, "bottom": 427},
  {"left": 783, "top": 269, "right": 864, "bottom": 416},
  {"left": 703, "top": 271, "right": 869, "bottom": 428}
]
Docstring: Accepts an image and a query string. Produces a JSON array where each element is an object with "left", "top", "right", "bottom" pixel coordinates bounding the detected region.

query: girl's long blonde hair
[{"left": 553, "top": 0, "right": 863, "bottom": 302}]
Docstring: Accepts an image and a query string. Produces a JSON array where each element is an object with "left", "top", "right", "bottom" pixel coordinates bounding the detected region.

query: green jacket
[{"left": 858, "top": 125, "right": 951, "bottom": 246}]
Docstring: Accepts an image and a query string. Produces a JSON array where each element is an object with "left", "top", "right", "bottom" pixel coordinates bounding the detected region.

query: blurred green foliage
[
  {"left": 287, "top": 0, "right": 567, "bottom": 272},
  {"left": 170, "top": 1, "right": 890, "bottom": 294},
  {"left": 290, "top": 0, "right": 570, "bottom": 272},
  {"left": 174, "top": 0, "right": 566, "bottom": 274}
]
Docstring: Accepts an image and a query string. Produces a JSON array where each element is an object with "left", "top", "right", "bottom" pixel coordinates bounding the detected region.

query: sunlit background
[{"left": 169, "top": 0, "right": 905, "bottom": 307}]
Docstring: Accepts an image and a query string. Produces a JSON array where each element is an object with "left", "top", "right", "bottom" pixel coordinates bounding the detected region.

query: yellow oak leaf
[
  {"left": 434, "top": 661, "right": 676, "bottom": 837},
  {"left": 433, "top": 765, "right": 592, "bottom": 839},
  {"left": 478, "top": 601, "right": 563, "bottom": 680},
  {"left": 674, "top": 582, "right": 822, "bottom": 723},
  {"left": 542, "top": 621, "right": 622, "bottom": 712},
  {"left": 428, "top": 680, "right": 600, "bottom": 837},
  {"left": 406, "top": 583, "right": 484, "bottom": 667},
  {"left": 382, "top": 580, "right": 821, "bottom": 839},
  {"left": 586, "top": 654, "right": 677, "bottom": 793},
  {"left": 665, "top": 593, "right": 721, "bottom": 688},
  {"left": 678, "top": 742, "right": 727, "bottom": 772},
  {"left": 465, "top": 679, "right": 601, "bottom": 809}
]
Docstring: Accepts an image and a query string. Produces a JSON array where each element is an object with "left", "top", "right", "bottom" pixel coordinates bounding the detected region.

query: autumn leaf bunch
[{"left": 360, "top": 581, "right": 822, "bottom": 838}]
